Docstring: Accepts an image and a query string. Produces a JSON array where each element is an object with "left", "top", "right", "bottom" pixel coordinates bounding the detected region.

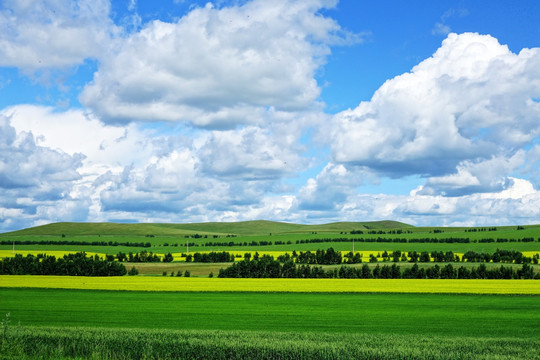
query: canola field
[{"left": 2, "top": 275, "right": 540, "bottom": 294}]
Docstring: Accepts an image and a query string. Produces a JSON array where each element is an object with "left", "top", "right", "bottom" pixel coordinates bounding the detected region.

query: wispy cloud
[{"left": 432, "top": 8, "right": 468, "bottom": 36}]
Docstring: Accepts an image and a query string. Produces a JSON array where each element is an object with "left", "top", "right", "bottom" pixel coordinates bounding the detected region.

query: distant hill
[{"left": 1, "top": 220, "right": 413, "bottom": 237}]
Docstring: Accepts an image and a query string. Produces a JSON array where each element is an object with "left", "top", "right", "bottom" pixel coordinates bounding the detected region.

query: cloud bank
[{"left": 0, "top": 1, "right": 539, "bottom": 231}]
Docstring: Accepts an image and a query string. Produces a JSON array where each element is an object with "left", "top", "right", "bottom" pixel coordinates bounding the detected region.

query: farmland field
[
  {"left": 1, "top": 288, "right": 539, "bottom": 337},
  {"left": 1, "top": 288, "right": 540, "bottom": 359},
  {"left": 1, "top": 221, "right": 540, "bottom": 359}
]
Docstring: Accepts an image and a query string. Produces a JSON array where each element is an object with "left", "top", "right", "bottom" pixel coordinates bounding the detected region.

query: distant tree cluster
[
  {"left": 289, "top": 248, "right": 343, "bottom": 265},
  {"left": 350, "top": 229, "right": 413, "bottom": 235},
  {"left": 0, "top": 252, "right": 127, "bottom": 276},
  {"left": 462, "top": 250, "right": 539, "bottom": 264},
  {"left": 184, "top": 234, "right": 237, "bottom": 239},
  {"left": 477, "top": 237, "right": 535, "bottom": 243},
  {"left": 113, "top": 251, "right": 173, "bottom": 263},
  {"left": 217, "top": 257, "right": 540, "bottom": 279},
  {"left": 185, "top": 251, "right": 235, "bottom": 263},
  {"left": 465, "top": 227, "right": 498, "bottom": 232}
]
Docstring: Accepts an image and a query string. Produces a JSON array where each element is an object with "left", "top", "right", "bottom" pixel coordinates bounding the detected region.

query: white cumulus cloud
[
  {"left": 80, "top": 0, "right": 359, "bottom": 126},
  {"left": 330, "top": 32, "right": 540, "bottom": 195}
]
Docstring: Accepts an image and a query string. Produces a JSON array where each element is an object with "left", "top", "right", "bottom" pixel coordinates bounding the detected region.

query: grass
[
  {"left": 3, "top": 326, "right": 540, "bottom": 360},
  {"left": 1, "top": 288, "right": 539, "bottom": 338},
  {"left": 2, "top": 276, "right": 540, "bottom": 294}
]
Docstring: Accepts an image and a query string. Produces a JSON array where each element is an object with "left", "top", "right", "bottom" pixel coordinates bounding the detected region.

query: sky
[{"left": 1, "top": 0, "right": 540, "bottom": 231}]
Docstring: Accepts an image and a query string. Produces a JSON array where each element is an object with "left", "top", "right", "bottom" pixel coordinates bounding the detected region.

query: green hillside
[{"left": 1, "top": 220, "right": 413, "bottom": 237}]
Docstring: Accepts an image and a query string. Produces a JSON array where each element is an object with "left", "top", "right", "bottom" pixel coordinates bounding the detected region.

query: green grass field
[{"left": 1, "top": 288, "right": 539, "bottom": 338}]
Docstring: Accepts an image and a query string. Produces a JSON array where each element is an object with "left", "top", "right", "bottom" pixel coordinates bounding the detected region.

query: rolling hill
[{"left": 1, "top": 220, "right": 414, "bottom": 237}]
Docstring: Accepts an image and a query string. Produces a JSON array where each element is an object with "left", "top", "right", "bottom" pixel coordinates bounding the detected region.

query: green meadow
[
  {"left": 1, "top": 288, "right": 539, "bottom": 337},
  {"left": 2, "top": 288, "right": 540, "bottom": 359}
]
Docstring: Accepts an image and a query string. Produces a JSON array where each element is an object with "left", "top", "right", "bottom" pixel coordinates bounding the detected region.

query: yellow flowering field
[{"left": 1, "top": 275, "right": 538, "bottom": 294}]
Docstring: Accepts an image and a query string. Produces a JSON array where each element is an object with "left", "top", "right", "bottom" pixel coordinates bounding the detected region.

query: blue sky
[{"left": 1, "top": 0, "right": 539, "bottom": 231}]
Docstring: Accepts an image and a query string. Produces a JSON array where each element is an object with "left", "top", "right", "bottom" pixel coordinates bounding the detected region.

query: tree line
[
  {"left": 5, "top": 236, "right": 537, "bottom": 251},
  {"left": 217, "top": 256, "right": 539, "bottom": 279},
  {"left": 244, "top": 249, "right": 538, "bottom": 265},
  {"left": 1, "top": 240, "right": 152, "bottom": 247},
  {"left": 0, "top": 252, "right": 129, "bottom": 276},
  {"left": 200, "top": 236, "right": 538, "bottom": 247}
]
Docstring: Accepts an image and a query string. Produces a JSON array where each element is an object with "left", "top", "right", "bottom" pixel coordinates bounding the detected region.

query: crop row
[{"left": 2, "top": 325, "right": 539, "bottom": 360}]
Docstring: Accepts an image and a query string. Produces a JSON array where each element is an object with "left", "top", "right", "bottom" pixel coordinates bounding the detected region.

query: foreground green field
[
  {"left": 2, "top": 286, "right": 540, "bottom": 359},
  {"left": 3, "top": 326, "right": 539, "bottom": 360},
  {"left": 1, "top": 288, "right": 539, "bottom": 338}
]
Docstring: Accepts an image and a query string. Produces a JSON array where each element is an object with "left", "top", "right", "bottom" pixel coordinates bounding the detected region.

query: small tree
[
  {"left": 420, "top": 252, "right": 431, "bottom": 262},
  {"left": 184, "top": 270, "right": 191, "bottom": 277},
  {"left": 127, "top": 266, "right": 139, "bottom": 276},
  {"left": 163, "top": 253, "right": 174, "bottom": 262}
]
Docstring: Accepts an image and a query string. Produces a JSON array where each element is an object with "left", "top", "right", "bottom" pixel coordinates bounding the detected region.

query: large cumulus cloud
[
  {"left": 330, "top": 33, "right": 540, "bottom": 195},
  {"left": 80, "top": 0, "right": 359, "bottom": 126}
]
